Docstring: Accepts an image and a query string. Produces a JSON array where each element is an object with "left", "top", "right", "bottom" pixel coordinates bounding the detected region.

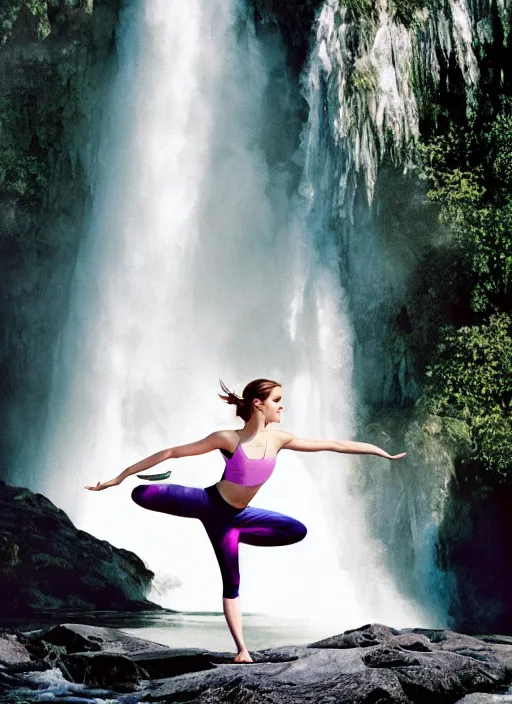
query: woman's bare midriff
[{"left": 215, "top": 480, "right": 263, "bottom": 509}]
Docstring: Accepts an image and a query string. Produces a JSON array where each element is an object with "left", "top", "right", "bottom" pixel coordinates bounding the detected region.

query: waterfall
[{"left": 32, "top": 0, "right": 429, "bottom": 629}]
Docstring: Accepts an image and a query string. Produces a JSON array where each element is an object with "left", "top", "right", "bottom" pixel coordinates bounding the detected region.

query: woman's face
[{"left": 257, "top": 386, "right": 284, "bottom": 423}]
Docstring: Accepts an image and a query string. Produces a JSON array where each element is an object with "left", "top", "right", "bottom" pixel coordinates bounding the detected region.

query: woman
[{"left": 85, "top": 378, "right": 406, "bottom": 663}]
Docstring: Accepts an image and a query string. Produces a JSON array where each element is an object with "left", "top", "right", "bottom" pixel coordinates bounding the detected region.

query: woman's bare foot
[{"left": 234, "top": 648, "right": 253, "bottom": 663}]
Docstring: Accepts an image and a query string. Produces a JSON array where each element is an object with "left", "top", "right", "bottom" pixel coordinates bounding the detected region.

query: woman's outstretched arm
[
  {"left": 85, "top": 430, "right": 232, "bottom": 491},
  {"left": 278, "top": 432, "right": 406, "bottom": 460}
]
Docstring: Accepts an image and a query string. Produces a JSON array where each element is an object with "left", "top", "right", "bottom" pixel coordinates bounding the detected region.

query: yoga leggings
[{"left": 131, "top": 483, "right": 307, "bottom": 599}]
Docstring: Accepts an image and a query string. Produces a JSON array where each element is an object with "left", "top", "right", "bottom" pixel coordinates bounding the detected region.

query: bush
[
  {"left": 425, "top": 314, "right": 512, "bottom": 477},
  {"left": 421, "top": 109, "right": 512, "bottom": 315}
]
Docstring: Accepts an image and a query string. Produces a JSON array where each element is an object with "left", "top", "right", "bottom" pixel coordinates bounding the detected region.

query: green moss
[
  {"left": 441, "top": 417, "right": 472, "bottom": 451},
  {"left": 345, "top": 0, "right": 376, "bottom": 20},
  {"left": 390, "top": 0, "right": 429, "bottom": 27},
  {"left": 351, "top": 59, "right": 378, "bottom": 93},
  {"left": 0, "top": 1, "right": 50, "bottom": 44}
]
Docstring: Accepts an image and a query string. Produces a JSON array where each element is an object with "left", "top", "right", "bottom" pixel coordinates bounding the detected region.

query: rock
[
  {"left": 190, "top": 683, "right": 275, "bottom": 704},
  {"left": 405, "top": 629, "right": 504, "bottom": 667},
  {"left": 141, "top": 624, "right": 512, "bottom": 703},
  {"left": 27, "top": 623, "right": 170, "bottom": 655},
  {"left": 0, "top": 634, "right": 32, "bottom": 666},
  {"left": 2, "top": 623, "right": 512, "bottom": 703},
  {"left": 32, "top": 625, "right": 102, "bottom": 654},
  {"left": 363, "top": 646, "right": 505, "bottom": 700},
  {"left": 391, "top": 633, "right": 434, "bottom": 652},
  {"left": 30, "top": 623, "right": 173, "bottom": 655},
  {"left": 480, "top": 636, "right": 512, "bottom": 647},
  {"left": 146, "top": 665, "right": 412, "bottom": 704},
  {"left": 437, "top": 481, "right": 512, "bottom": 634},
  {"left": 456, "top": 694, "right": 512, "bottom": 703},
  {"left": 0, "top": 483, "right": 162, "bottom": 613},
  {"left": 130, "top": 648, "right": 220, "bottom": 679},
  {"left": 309, "top": 623, "right": 400, "bottom": 649},
  {"left": 129, "top": 646, "right": 300, "bottom": 678},
  {"left": 21, "top": 624, "right": 300, "bottom": 681},
  {"left": 62, "top": 652, "right": 145, "bottom": 692}
]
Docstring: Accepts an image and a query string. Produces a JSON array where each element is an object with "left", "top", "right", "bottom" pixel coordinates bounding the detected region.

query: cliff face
[
  {"left": 247, "top": 0, "right": 323, "bottom": 72},
  {"left": 0, "top": 0, "right": 121, "bottom": 484}
]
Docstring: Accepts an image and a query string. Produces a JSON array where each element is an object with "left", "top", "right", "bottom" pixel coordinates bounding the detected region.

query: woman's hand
[
  {"left": 386, "top": 452, "right": 407, "bottom": 460},
  {"left": 85, "top": 477, "right": 122, "bottom": 491}
]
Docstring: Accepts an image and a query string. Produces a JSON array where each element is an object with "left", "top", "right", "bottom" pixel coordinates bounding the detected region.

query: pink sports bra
[{"left": 220, "top": 434, "right": 277, "bottom": 487}]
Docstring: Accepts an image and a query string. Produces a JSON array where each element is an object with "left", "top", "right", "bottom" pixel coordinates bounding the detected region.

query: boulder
[
  {"left": 142, "top": 623, "right": 512, "bottom": 703},
  {"left": 0, "top": 483, "right": 162, "bottom": 613},
  {"left": 0, "top": 634, "right": 32, "bottom": 667},
  {"left": 309, "top": 623, "right": 400, "bottom": 649},
  {"left": 362, "top": 646, "right": 505, "bottom": 700},
  {"left": 3, "top": 622, "right": 512, "bottom": 703},
  {"left": 62, "top": 651, "right": 145, "bottom": 692},
  {"left": 456, "top": 695, "right": 512, "bottom": 703},
  {"left": 25, "top": 623, "right": 170, "bottom": 655}
]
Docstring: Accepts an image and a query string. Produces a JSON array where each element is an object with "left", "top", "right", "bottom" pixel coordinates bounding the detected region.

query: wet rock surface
[{"left": 1, "top": 623, "right": 512, "bottom": 703}]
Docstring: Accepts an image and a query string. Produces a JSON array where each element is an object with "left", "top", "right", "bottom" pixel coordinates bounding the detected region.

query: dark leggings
[{"left": 131, "top": 483, "right": 307, "bottom": 598}]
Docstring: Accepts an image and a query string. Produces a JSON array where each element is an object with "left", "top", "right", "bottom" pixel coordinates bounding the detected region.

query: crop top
[{"left": 220, "top": 434, "right": 276, "bottom": 487}]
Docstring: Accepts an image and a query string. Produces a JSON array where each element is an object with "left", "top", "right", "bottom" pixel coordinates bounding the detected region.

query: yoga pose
[{"left": 85, "top": 378, "right": 406, "bottom": 662}]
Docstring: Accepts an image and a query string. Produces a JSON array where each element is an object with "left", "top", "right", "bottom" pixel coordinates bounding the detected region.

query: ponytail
[
  {"left": 218, "top": 377, "right": 281, "bottom": 423},
  {"left": 218, "top": 380, "right": 247, "bottom": 418}
]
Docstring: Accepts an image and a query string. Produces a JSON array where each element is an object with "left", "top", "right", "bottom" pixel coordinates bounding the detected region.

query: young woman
[{"left": 85, "top": 378, "right": 406, "bottom": 662}]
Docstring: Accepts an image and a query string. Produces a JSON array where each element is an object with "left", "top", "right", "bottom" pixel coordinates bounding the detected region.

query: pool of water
[
  {"left": 118, "top": 611, "right": 329, "bottom": 652},
  {"left": 0, "top": 609, "right": 333, "bottom": 653}
]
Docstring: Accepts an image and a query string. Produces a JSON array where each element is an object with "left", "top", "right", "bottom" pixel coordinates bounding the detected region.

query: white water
[{"left": 37, "top": 0, "right": 425, "bottom": 630}]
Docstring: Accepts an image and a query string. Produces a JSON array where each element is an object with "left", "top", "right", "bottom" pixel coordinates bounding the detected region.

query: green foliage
[
  {"left": 425, "top": 314, "right": 512, "bottom": 477},
  {"left": 486, "top": 113, "right": 512, "bottom": 188},
  {"left": 350, "top": 59, "right": 378, "bottom": 94},
  {"left": 389, "top": 0, "right": 428, "bottom": 27},
  {"left": 0, "top": 1, "right": 50, "bottom": 44},
  {"left": 0, "top": 0, "right": 94, "bottom": 44},
  {"left": 421, "top": 112, "right": 512, "bottom": 314},
  {"left": 343, "top": 0, "right": 435, "bottom": 25},
  {"left": 418, "top": 96, "right": 512, "bottom": 483},
  {"left": 25, "top": 0, "right": 50, "bottom": 38},
  {"left": 345, "top": 0, "right": 376, "bottom": 19}
]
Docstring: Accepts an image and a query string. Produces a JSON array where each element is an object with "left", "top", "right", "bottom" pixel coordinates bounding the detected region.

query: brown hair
[{"left": 219, "top": 378, "right": 281, "bottom": 422}]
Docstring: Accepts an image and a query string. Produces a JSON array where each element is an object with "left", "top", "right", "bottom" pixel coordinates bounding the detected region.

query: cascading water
[{"left": 35, "top": 0, "right": 428, "bottom": 630}]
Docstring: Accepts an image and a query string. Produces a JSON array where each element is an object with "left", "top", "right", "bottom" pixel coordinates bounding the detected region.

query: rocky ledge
[
  {"left": 1, "top": 622, "right": 512, "bottom": 703},
  {"left": 0, "top": 482, "right": 161, "bottom": 613}
]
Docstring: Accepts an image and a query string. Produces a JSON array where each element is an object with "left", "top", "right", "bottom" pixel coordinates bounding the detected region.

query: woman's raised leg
[
  {"left": 234, "top": 505, "right": 308, "bottom": 547},
  {"left": 131, "top": 483, "right": 209, "bottom": 519}
]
